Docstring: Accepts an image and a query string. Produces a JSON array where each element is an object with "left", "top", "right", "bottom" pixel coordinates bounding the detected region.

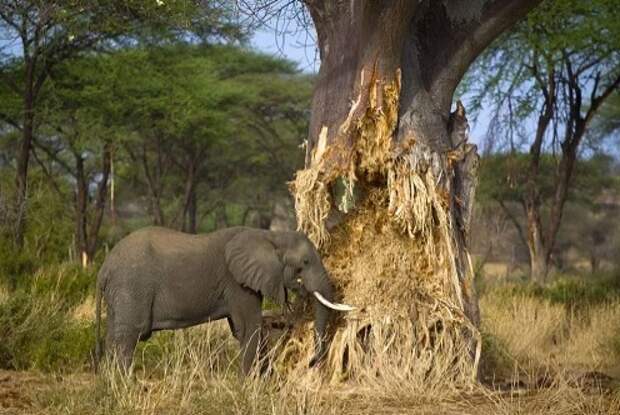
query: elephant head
[{"left": 225, "top": 228, "right": 354, "bottom": 366}]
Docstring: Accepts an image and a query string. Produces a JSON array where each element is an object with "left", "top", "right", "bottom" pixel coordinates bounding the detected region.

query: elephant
[{"left": 94, "top": 226, "right": 354, "bottom": 374}]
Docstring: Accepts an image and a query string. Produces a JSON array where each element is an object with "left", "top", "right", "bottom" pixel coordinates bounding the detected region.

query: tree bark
[
  {"left": 289, "top": 0, "right": 542, "bottom": 382},
  {"left": 14, "top": 62, "right": 36, "bottom": 247},
  {"left": 72, "top": 144, "right": 111, "bottom": 267},
  {"left": 186, "top": 188, "right": 197, "bottom": 234},
  {"left": 179, "top": 160, "right": 197, "bottom": 232},
  {"left": 74, "top": 151, "right": 89, "bottom": 267},
  {"left": 525, "top": 203, "right": 548, "bottom": 283},
  {"left": 140, "top": 142, "right": 166, "bottom": 226},
  {"left": 86, "top": 144, "right": 112, "bottom": 261}
]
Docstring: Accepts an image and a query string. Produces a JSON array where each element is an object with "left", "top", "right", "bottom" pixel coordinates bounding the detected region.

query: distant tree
[
  {"left": 464, "top": 0, "right": 620, "bottom": 281},
  {"left": 0, "top": 0, "right": 243, "bottom": 246},
  {"left": 559, "top": 199, "right": 620, "bottom": 273},
  {"left": 478, "top": 153, "right": 617, "bottom": 273},
  {"left": 25, "top": 56, "right": 120, "bottom": 266},
  {"left": 591, "top": 94, "right": 620, "bottom": 147},
  {"left": 106, "top": 45, "right": 309, "bottom": 232}
]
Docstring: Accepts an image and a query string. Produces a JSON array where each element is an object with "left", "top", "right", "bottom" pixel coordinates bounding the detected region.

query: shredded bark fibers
[
  {"left": 355, "top": 70, "right": 401, "bottom": 180},
  {"left": 275, "top": 188, "right": 480, "bottom": 387},
  {"left": 289, "top": 165, "right": 333, "bottom": 247},
  {"left": 289, "top": 66, "right": 478, "bottom": 386},
  {"left": 290, "top": 69, "right": 402, "bottom": 248}
]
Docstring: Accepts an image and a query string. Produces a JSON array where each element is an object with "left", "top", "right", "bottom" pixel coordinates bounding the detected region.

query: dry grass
[
  {"left": 481, "top": 292, "right": 620, "bottom": 384},
  {"left": 71, "top": 295, "right": 96, "bottom": 322},
  {"left": 280, "top": 188, "right": 480, "bottom": 390},
  {"left": 1, "top": 281, "right": 616, "bottom": 415},
  {"left": 0, "top": 281, "right": 8, "bottom": 304}
]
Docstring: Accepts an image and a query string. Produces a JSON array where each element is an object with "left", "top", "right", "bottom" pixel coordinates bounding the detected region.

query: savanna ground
[{"left": 0, "top": 264, "right": 619, "bottom": 415}]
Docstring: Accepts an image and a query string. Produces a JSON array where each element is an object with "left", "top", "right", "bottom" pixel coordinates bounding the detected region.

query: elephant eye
[{"left": 303, "top": 258, "right": 309, "bottom": 265}]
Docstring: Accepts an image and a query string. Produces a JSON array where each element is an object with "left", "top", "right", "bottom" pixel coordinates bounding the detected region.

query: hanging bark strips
[{"left": 283, "top": 0, "right": 542, "bottom": 386}]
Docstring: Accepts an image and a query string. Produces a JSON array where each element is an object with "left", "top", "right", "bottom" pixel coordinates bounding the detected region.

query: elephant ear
[{"left": 225, "top": 230, "right": 286, "bottom": 305}]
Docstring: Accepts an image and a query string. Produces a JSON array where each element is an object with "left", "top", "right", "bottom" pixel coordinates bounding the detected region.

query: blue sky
[{"left": 250, "top": 26, "right": 320, "bottom": 73}]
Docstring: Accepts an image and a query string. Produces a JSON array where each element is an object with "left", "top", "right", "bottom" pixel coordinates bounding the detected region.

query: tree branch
[
  {"left": 417, "top": 0, "right": 544, "bottom": 111},
  {"left": 31, "top": 136, "right": 75, "bottom": 178},
  {"left": 30, "top": 145, "right": 64, "bottom": 196},
  {"left": 87, "top": 142, "right": 111, "bottom": 255},
  {"left": 497, "top": 198, "right": 528, "bottom": 250},
  {"left": 585, "top": 72, "right": 620, "bottom": 125}
]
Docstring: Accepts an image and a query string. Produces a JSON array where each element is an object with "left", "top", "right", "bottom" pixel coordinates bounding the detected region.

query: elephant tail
[{"left": 94, "top": 270, "right": 105, "bottom": 374}]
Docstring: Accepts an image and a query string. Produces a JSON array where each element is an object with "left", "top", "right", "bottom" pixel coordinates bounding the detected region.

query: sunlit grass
[{"left": 2, "top": 269, "right": 620, "bottom": 414}]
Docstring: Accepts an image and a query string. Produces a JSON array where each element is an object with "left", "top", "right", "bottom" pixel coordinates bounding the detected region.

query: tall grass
[
  {"left": 0, "top": 264, "right": 95, "bottom": 371},
  {"left": 2, "top": 268, "right": 620, "bottom": 414}
]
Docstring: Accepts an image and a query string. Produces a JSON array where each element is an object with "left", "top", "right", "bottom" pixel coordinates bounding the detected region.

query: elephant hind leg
[
  {"left": 111, "top": 327, "right": 140, "bottom": 371},
  {"left": 108, "top": 290, "right": 153, "bottom": 372}
]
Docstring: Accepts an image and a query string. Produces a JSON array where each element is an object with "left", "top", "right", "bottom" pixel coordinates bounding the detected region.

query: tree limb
[
  {"left": 496, "top": 198, "right": 528, "bottom": 254},
  {"left": 416, "top": 0, "right": 544, "bottom": 111}
]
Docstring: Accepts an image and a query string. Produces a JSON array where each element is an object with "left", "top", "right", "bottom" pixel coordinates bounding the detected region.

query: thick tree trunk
[
  {"left": 287, "top": 0, "right": 541, "bottom": 384},
  {"left": 523, "top": 194, "right": 549, "bottom": 283}
]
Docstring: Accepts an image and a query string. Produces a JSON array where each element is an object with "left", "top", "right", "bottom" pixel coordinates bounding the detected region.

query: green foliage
[
  {"left": 479, "top": 331, "right": 514, "bottom": 380},
  {"left": 0, "top": 237, "right": 36, "bottom": 288},
  {"left": 462, "top": 0, "right": 620, "bottom": 150},
  {"left": 478, "top": 153, "right": 618, "bottom": 206},
  {"left": 0, "top": 171, "right": 74, "bottom": 287},
  {"left": 104, "top": 44, "right": 309, "bottom": 229},
  {"left": 593, "top": 93, "right": 620, "bottom": 142},
  {"left": 0, "top": 289, "right": 94, "bottom": 372},
  {"left": 27, "top": 264, "right": 96, "bottom": 308}
]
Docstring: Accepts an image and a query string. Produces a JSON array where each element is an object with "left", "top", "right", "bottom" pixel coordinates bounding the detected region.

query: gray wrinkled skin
[{"left": 95, "top": 226, "right": 336, "bottom": 375}]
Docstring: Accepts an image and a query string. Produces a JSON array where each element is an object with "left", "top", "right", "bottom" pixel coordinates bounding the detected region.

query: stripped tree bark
[{"left": 285, "top": 0, "right": 542, "bottom": 383}]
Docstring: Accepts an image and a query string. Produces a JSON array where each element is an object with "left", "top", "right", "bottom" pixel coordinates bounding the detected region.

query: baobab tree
[{"left": 247, "top": 0, "right": 543, "bottom": 383}]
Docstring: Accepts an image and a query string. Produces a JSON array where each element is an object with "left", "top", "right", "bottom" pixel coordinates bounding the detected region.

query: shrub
[
  {"left": 0, "top": 171, "right": 75, "bottom": 287},
  {"left": 0, "top": 264, "right": 96, "bottom": 372},
  {"left": 0, "top": 236, "right": 36, "bottom": 288},
  {"left": 28, "top": 263, "right": 96, "bottom": 308}
]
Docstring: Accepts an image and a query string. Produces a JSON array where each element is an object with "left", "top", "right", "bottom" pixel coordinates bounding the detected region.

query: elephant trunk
[
  {"left": 309, "top": 275, "right": 333, "bottom": 367},
  {"left": 306, "top": 269, "right": 354, "bottom": 367}
]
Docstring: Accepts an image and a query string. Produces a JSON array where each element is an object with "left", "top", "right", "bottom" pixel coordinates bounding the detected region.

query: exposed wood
[{"left": 291, "top": 0, "right": 543, "bottom": 380}]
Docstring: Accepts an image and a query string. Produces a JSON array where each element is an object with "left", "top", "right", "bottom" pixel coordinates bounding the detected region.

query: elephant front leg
[
  {"left": 240, "top": 324, "right": 263, "bottom": 375},
  {"left": 228, "top": 290, "right": 264, "bottom": 375}
]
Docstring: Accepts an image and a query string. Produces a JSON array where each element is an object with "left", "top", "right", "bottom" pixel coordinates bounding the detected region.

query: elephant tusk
[{"left": 313, "top": 291, "right": 356, "bottom": 312}]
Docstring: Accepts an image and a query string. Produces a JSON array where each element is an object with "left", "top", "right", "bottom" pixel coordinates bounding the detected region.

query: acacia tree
[
  {"left": 242, "top": 0, "right": 543, "bottom": 382},
  {"left": 26, "top": 55, "right": 119, "bottom": 266},
  {"left": 478, "top": 153, "right": 616, "bottom": 272},
  {"left": 0, "top": 0, "right": 242, "bottom": 246},
  {"left": 466, "top": 0, "right": 620, "bottom": 281},
  {"left": 113, "top": 45, "right": 308, "bottom": 231}
]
